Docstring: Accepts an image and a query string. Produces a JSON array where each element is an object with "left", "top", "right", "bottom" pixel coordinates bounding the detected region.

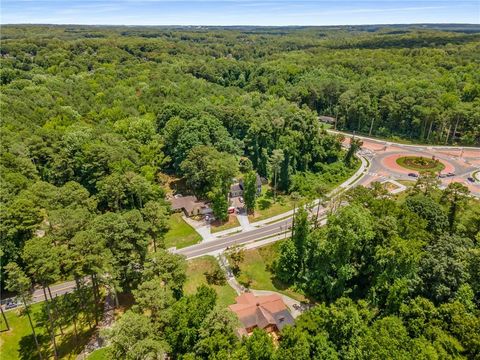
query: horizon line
[{"left": 2, "top": 22, "right": 479, "bottom": 27}]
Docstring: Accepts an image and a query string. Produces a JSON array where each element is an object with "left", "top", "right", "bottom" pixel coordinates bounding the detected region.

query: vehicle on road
[
  {"left": 467, "top": 177, "right": 475, "bottom": 183},
  {"left": 239, "top": 197, "right": 244, "bottom": 203},
  {"left": 446, "top": 172, "right": 455, "bottom": 177},
  {"left": 5, "top": 301, "right": 18, "bottom": 310},
  {"left": 408, "top": 173, "right": 418, "bottom": 178}
]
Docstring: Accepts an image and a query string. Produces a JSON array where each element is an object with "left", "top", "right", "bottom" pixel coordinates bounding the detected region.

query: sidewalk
[{"left": 184, "top": 154, "right": 369, "bottom": 243}]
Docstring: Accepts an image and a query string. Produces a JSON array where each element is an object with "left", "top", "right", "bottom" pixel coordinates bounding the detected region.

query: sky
[{"left": 1, "top": 0, "right": 479, "bottom": 26}]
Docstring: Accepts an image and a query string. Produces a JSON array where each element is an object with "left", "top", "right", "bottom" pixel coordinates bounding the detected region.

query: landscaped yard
[
  {"left": 184, "top": 256, "right": 237, "bottom": 308},
  {"left": 396, "top": 156, "right": 445, "bottom": 173},
  {"left": 164, "top": 213, "right": 202, "bottom": 249},
  {"left": 210, "top": 214, "right": 240, "bottom": 233},
  {"left": 233, "top": 242, "right": 307, "bottom": 302},
  {"left": 0, "top": 301, "right": 95, "bottom": 360}
]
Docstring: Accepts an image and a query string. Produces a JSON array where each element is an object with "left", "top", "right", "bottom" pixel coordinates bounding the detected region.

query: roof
[
  {"left": 169, "top": 196, "right": 209, "bottom": 214},
  {"left": 230, "top": 183, "right": 243, "bottom": 192},
  {"left": 229, "top": 293, "right": 294, "bottom": 331},
  {"left": 235, "top": 173, "right": 262, "bottom": 190},
  {"left": 319, "top": 115, "right": 336, "bottom": 123}
]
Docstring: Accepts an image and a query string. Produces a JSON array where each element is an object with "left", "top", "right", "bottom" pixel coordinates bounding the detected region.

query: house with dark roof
[
  {"left": 229, "top": 293, "right": 294, "bottom": 336},
  {"left": 229, "top": 174, "right": 262, "bottom": 198},
  {"left": 169, "top": 195, "right": 212, "bottom": 217}
]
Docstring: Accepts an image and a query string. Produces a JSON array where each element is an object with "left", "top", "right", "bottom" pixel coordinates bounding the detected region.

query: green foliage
[
  {"left": 209, "top": 186, "right": 229, "bottom": 222},
  {"left": 180, "top": 145, "right": 238, "bottom": 197},
  {"left": 2, "top": 25, "right": 480, "bottom": 360},
  {"left": 106, "top": 311, "right": 169, "bottom": 360},
  {"left": 243, "top": 171, "right": 258, "bottom": 214}
]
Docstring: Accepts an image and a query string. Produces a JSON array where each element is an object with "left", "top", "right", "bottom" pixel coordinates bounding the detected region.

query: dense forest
[{"left": 1, "top": 25, "right": 479, "bottom": 359}]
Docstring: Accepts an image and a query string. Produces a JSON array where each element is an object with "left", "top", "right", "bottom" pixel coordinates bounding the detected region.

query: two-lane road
[{"left": 176, "top": 217, "right": 294, "bottom": 259}]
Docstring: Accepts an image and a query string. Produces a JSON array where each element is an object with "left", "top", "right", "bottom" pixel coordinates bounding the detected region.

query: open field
[
  {"left": 164, "top": 213, "right": 202, "bottom": 249},
  {"left": 233, "top": 242, "right": 307, "bottom": 302},
  {"left": 184, "top": 256, "right": 237, "bottom": 308}
]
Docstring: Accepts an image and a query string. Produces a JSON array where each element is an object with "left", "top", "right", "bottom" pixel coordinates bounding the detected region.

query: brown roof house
[
  {"left": 169, "top": 195, "right": 213, "bottom": 217},
  {"left": 229, "top": 293, "right": 294, "bottom": 336}
]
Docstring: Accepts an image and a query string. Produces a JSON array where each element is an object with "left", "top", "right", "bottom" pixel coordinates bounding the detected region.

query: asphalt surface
[
  {"left": 4, "top": 133, "right": 478, "bottom": 307},
  {"left": 3, "top": 280, "right": 79, "bottom": 311},
  {"left": 332, "top": 131, "right": 480, "bottom": 197},
  {"left": 176, "top": 217, "right": 294, "bottom": 259}
]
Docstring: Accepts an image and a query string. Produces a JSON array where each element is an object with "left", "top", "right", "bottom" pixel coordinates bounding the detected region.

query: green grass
[
  {"left": 397, "top": 180, "right": 416, "bottom": 187},
  {"left": 248, "top": 186, "right": 294, "bottom": 222},
  {"left": 87, "top": 347, "right": 110, "bottom": 360},
  {"left": 396, "top": 156, "right": 445, "bottom": 173},
  {"left": 233, "top": 242, "right": 307, "bottom": 303},
  {"left": 0, "top": 300, "right": 96, "bottom": 360},
  {"left": 184, "top": 256, "right": 237, "bottom": 308},
  {"left": 164, "top": 213, "right": 202, "bottom": 249},
  {"left": 210, "top": 215, "right": 240, "bottom": 233},
  {"left": 0, "top": 303, "right": 45, "bottom": 360}
]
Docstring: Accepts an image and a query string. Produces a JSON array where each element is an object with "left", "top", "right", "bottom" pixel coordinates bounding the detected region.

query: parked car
[
  {"left": 5, "top": 301, "right": 18, "bottom": 310},
  {"left": 408, "top": 173, "right": 418, "bottom": 178},
  {"left": 239, "top": 197, "right": 244, "bottom": 203},
  {"left": 467, "top": 177, "right": 475, "bottom": 183},
  {"left": 228, "top": 207, "right": 236, "bottom": 214},
  {"left": 446, "top": 172, "right": 455, "bottom": 177},
  {"left": 439, "top": 173, "right": 447, "bottom": 178}
]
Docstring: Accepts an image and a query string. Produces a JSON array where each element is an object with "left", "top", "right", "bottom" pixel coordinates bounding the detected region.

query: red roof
[{"left": 229, "top": 293, "right": 294, "bottom": 332}]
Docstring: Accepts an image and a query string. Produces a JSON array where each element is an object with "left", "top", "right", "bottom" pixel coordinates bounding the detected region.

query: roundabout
[
  {"left": 395, "top": 156, "right": 445, "bottom": 173},
  {"left": 381, "top": 153, "right": 455, "bottom": 176}
]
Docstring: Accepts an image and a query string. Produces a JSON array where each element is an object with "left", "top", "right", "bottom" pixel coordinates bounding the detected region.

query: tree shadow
[
  {"left": 18, "top": 333, "right": 49, "bottom": 360},
  {"left": 258, "top": 198, "right": 272, "bottom": 210}
]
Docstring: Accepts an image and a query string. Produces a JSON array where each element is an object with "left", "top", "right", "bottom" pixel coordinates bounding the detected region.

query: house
[
  {"left": 229, "top": 293, "right": 295, "bottom": 336},
  {"left": 319, "top": 115, "right": 336, "bottom": 124},
  {"left": 169, "top": 195, "right": 213, "bottom": 217},
  {"left": 229, "top": 173, "right": 263, "bottom": 198},
  {"left": 230, "top": 183, "right": 243, "bottom": 198}
]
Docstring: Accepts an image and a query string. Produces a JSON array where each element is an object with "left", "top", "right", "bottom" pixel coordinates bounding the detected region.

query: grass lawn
[
  {"left": 0, "top": 303, "right": 45, "bottom": 360},
  {"left": 397, "top": 180, "right": 417, "bottom": 187},
  {"left": 233, "top": 242, "right": 307, "bottom": 303},
  {"left": 164, "top": 213, "right": 202, "bottom": 249},
  {"left": 211, "top": 214, "right": 240, "bottom": 233},
  {"left": 396, "top": 156, "right": 445, "bottom": 173},
  {"left": 87, "top": 347, "right": 109, "bottom": 360},
  {"left": 184, "top": 256, "right": 237, "bottom": 308},
  {"left": 0, "top": 300, "right": 96, "bottom": 360},
  {"left": 248, "top": 185, "right": 294, "bottom": 222}
]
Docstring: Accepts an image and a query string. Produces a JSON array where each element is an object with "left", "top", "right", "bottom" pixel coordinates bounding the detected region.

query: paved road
[
  {"left": 3, "top": 280, "right": 80, "bottom": 311},
  {"left": 331, "top": 131, "right": 480, "bottom": 197},
  {"left": 6, "top": 133, "right": 478, "bottom": 306},
  {"left": 176, "top": 217, "right": 295, "bottom": 259}
]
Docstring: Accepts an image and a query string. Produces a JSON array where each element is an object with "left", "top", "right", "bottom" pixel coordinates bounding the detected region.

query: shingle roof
[
  {"left": 229, "top": 293, "right": 294, "bottom": 332},
  {"left": 169, "top": 196, "right": 209, "bottom": 214}
]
